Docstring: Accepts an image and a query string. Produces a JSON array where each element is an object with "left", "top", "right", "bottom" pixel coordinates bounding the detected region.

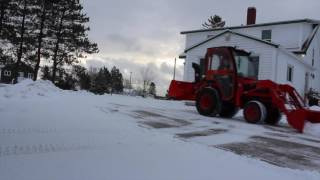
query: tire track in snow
[
  {"left": 0, "top": 128, "right": 111, "bottom": 136},
  {"left": 0, "top": 143, "right": 105, "bottom": 158}
]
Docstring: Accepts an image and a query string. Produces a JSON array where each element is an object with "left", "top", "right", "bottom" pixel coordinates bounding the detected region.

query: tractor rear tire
[
  {"left": 264, "top": 107, "right": 281, "bottom": 125},
  {"left": 220, "top": 102, "right": 239, "bottom": 118},
  {"left": 243, "top": 101, "right": 267, "bottom": 124},
  {"left": 196, "top": 88, "right": 221, "bottom": 117}
]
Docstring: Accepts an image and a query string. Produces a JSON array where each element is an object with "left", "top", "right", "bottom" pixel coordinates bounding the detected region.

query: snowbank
[
  {"left": 303, "top": 106, "right": 320, "bottom": 137},
  {"left": 310, "top": 106, "right": 320, "bottom": 111},
  {"left": 304, "top": 122, "right": 320, "bottom": 138},
  {"left": 0, "top": 81, "right": 320, "bottom": 180},
  {"left": 0, "top": 79, "right": 62, "bottom": 99}
]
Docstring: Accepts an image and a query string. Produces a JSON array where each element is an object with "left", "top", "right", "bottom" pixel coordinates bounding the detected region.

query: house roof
[
  {"left": 181, "top": 19, "right": 320, "bottom": 34},
  {"left": 184, "top": 30, "right": 279, "bottom": 53},
  {"left": 294, "top": 25, "right": 320, "bottom": 54}
]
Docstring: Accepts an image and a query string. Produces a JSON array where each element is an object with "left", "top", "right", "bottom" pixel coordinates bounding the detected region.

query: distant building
[
  {"left": 0, "top": 62, "right": 34, "bottom": 84},
  {"left": 180, "top": 7, "right": 320, "bottom": 96}
]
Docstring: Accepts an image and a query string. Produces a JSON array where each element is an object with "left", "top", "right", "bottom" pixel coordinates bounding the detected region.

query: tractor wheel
[
  {"left": 264, "top": 107, "right": 281, "bottom": 125},
  {"left": 243, "top": 101, "right": 267, "bottom": 124},
  {"left": 220, "top": 102, "right": 239, "bottom": 118},
  {"left": 196, "top": 88, "right": 221, "bottom": 117}
]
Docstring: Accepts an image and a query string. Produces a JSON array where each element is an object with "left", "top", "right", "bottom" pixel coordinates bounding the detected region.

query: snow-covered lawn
[{"left": 0, "top": 80, "right": 320, "bottom": 180}]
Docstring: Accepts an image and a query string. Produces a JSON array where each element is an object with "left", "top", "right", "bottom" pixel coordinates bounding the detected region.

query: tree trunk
[
  {"left": 34, "top": 0, "right": 47, "bottom": 81},
  {"left": 13, "top": 0, "right": 27, "bottom": 84},
  {"left": 0, "top": 2, "right": 5, "bottom": 33},
  {"left": 51, "top": 9, "right": 65, "bottom": 83}
]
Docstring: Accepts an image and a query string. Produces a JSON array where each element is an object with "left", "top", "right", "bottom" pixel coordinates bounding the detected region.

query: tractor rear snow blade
[{"left": 168, "top": 80, "right": 196, "bottom": 101}]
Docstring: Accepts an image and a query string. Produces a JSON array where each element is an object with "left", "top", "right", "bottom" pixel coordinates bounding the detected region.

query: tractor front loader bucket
[
  {"left": 286, "top": 109, "right": 320, "bottom": 133},
  {"left": 276, "top": 84, "right": 320, "bottom": 133}
]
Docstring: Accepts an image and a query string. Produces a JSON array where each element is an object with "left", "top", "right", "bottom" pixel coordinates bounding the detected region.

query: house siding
[
  {"left": 185, "top": 33, "right": 276, "bottom": 82},
  {"left": 182, "top": 21, "right": 320, "bottom": 97},
  {"left": 276, "top": 50, "right": 310, "bottom": 96},
  {"left": 303, "top": 27, "right": 320, "bottom": 92},
  {"left": 185, "top": 22, "right": 313, "bottom": 51}
]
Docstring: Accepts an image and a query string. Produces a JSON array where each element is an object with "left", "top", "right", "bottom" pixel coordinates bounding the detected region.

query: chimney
[{"left": 247, "top": 7, "right": 256, "bottom": 25}]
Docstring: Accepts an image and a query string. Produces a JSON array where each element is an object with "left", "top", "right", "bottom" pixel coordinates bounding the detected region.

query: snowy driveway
[{"left": 115, "top": 101, "right": 320, "bottom": 172}]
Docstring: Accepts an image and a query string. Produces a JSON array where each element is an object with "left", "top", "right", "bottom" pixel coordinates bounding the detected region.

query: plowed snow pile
[{"left": 0, "top": 79, "right": 62, "bottom": 99}]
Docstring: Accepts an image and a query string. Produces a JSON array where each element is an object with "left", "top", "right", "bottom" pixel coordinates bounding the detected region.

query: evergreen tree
[
  {"left": 202, "top": 15, "right": 225, "bottom": 29},
  {"left": 49, "top": 0, "right": 98, "bottom": 83},
  {"left": 9, "top": 0, "right": 38, "bottom": 83},
  {"left": 72, "top": 65, "right": 91, "bottom": 90},
  {"left": 91, "top": 67, "right": 111, "bottom": 94},
  {"left": 79, "top": 72, "right": 91, "bottom": 90},
  {"left": 0, "top": 0, "right": 10, "bottom": 36},
  {"left": 41, "top": 65, "right": 51, "bottom": 80},
  {"left": 0, "top": 0, "right": 98, "bottom": 84},
  {"left": 110, "top": 66, "right": 123, "bottom": 93},
  {"left": 148, "top": 82, "right": 156, "bottom": 97},
  {"left": 33, "top": 0, "right": 54, "bottom": 80},
  {"left": 0, "top": 0, "right": 14, "bottom": 65}
]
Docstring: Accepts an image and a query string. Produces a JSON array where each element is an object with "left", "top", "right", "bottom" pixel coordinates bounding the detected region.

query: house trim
[
  {"left": 278, "top": 47, "right": 315, "bottom": 70},
  {"left": 179, "top": 53, "right": 186, "bottom": 59},
  {"left": 184, "top": 30, "right": 279, "bottom": 53},
  {"left": 293, "top": 25, "right": 320, "bottom": 54},
  {"left": 181, "top": 19, "right": 320, "bottom": 34}
]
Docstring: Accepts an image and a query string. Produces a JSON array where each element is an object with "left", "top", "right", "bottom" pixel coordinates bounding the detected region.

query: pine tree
[
  {"left": 0, "top": 0, "right": 98, "bottom": 84},
  {"left": 202, "top": 15, "right": 225, "bottom": 29},
  {"left": 148, "top": 82, "right": 156, "bottom": 97},
  {"left": 9, "top": 0, "right": 38, "bottom": 83},
  {"left": 110, "top": 66, "right": 123, "bottom": 93},
  {"left": 0, "top": 0, "right": 13, "bottom": 65},
  {"left": 0, "top": 0, "right": 10, "bottom": 35},
  {"left": 49, "top": 0, "right": 98, "bottom": 83},
  {"left": 33, "top": 0, "right": 54, "bottom": 80},
  {"left": 91, "top": 67, "right": 111, "bottom": 94},
  {"left": 0, "top": 0, "right": 14, "bottom": 65},
  {"left": 72, "top": 65, "right": 91, "bottom": 90},
  {"left": 41, "top": 65, "right": 51, "bottom": 80},
  {"left": 79, "top": 72, "right": 91, "bottom": 90}
]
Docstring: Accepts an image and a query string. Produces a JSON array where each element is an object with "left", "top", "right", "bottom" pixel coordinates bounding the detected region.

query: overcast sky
[{"left": 82, "top": 0, "right": 320, "bottom": 95}]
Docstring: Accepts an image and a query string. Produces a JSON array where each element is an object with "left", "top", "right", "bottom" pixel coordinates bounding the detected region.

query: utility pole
[{"left": 173, "top": 58, "right": 176, "bottom": 80}]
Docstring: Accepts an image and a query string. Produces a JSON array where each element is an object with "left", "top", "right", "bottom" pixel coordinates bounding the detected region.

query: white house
[{"left": 179, "top": 8, "right": 320, "bottom": 97}]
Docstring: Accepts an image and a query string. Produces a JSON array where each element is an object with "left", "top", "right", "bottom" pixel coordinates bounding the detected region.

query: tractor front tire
[
  {"left": 243, "top": 101, "right": 267, "bottom": 124},
  {"left": 196, "top": 88, "right": 221, "bottom": 117},
  {"left": 220, "top": 102, "right": 239, "bottom": 118},
  {"left": 264, "top": 107, "right": 281, "bottom": 125}
]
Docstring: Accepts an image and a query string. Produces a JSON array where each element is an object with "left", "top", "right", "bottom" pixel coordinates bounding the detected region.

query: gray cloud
[{"left": 81, "top": 0, "right": 320, "bottom": 95}]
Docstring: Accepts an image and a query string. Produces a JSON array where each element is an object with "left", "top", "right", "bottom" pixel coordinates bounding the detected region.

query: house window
[
  {"left": 234, "top": 55, "right": 259, "bottom": 79},
  {"left": 312, "top": 48, "right": 315, "bottom": 66},
  {"left": 250, "top": 56, "right": 260, "bottom": 79},
  {"left": 262, "top": 30, "right": 272, "bottom": 42},
  {"left": 287, "top": 65, "right": 294, "bottom": 82},
  {"left": 199, "top": 58, "right": 205, "bottom": 78},
  {"left": 4, "top": 70, "right": 11, "bottom": 76},
  {"left": 19, "top": 72, "right": 24, "bottom": 77},
  {"left": 28, "top": 73, "right": 33, "bottom": 79}
]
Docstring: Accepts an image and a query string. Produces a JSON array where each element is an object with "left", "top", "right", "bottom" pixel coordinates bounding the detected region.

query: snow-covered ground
[{"left": 1, "top": 80, "right": 320, "bottom": 180}]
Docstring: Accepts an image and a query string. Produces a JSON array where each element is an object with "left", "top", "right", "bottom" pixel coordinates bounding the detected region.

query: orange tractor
[{"left": 168, "top": 47, "right": 320, "bottom": 132}]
